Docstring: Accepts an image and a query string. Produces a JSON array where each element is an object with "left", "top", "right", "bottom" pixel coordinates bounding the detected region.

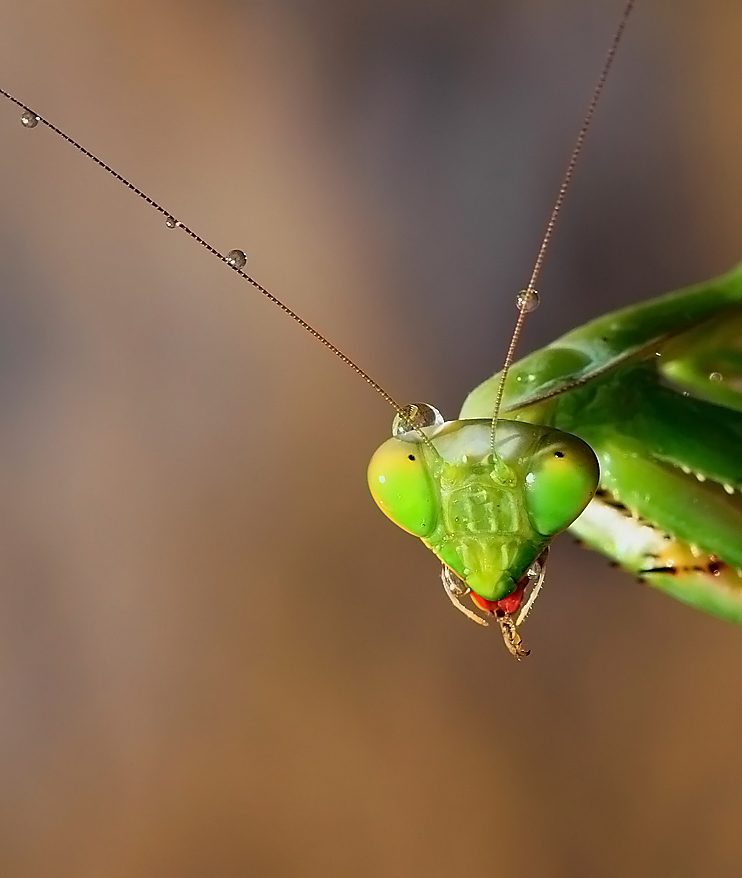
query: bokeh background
[{"left": 0, "top": 1, "right": 741, "bottom": 875}]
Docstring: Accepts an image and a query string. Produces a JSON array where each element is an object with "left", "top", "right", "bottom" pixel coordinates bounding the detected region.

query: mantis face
[{"left": 368, "top": 410, "right": 599, "bottom": 609}]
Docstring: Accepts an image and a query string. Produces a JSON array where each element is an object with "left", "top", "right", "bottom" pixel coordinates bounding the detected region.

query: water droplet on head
[
  {"left": 226, "top": 249, "right": 247, "bottom": 269},
  {"left": 710, "top": 371, "right": 723, "bottom": 383},
  {"left": 20, "top": 110, "right": 39, "bottom": 129},
  {"left": 392, "top": 402, "right": 444, "bottom": 439},
  {"left": 165, "top": 216, "right": 178, "bottom": 229},
  {"left": 516, "top": 288, "right": 540, "bottom": 313}
]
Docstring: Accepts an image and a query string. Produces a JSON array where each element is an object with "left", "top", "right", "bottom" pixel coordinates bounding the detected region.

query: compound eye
[
  {"left": 368, "top": 439, "right": 437, "bottom": 537},
  {"left": 524, "top": 432, "right": 599, "bottom": 536}
]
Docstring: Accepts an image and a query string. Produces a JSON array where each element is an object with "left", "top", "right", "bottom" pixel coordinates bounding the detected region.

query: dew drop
[
  {"left": 516, "top": 288, "right": 540, "bottom": 313},
  {"left": 20, "top": 110, "right": 39, "bottom": 129},
  {"left": 392, "top": 402, "right": 444, "bottom": 439},
  {"left": 226, "top": 249, "right": 247, "bottom": 269},
  {"left": 710, "top": 371, "right": 723, "bottom": 383},
  {"left": 165, "top": 216, "right": 178, "bottom": 229}
]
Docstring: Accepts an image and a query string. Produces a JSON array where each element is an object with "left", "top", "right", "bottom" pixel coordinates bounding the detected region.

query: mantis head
[{"left": 368, "top": 404, "right": 599, "bottom": 650}]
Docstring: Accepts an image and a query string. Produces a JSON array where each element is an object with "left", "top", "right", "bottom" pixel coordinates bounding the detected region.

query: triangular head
[{"left": 368, "top": 404, "right": 599, "bottom": 634}]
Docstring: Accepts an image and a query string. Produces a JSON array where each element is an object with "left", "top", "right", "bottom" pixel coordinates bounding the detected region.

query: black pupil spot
[
  {"left": 408, "top": 454, "right": 416, "bottom": 461},
  {"left": 554, "top": 451, "right": 564, "bottom": 458}
]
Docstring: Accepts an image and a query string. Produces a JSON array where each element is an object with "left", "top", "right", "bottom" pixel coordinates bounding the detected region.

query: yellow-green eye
[
  {"left": 367, "top": 438, "right": 437, "bottom": 537},
  {"left": 524, "top": 432, "right": 599, "bottom": 535}
]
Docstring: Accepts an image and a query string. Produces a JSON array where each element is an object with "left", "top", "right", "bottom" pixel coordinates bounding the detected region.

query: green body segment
[{"left": 461, "top": 262, "right": 742, "bottom": 622}]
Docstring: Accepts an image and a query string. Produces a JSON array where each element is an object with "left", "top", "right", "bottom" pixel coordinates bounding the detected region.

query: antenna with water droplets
[
  {"left": 2, "top": 0, "right": 634, "bottom": 461},
  {"left": 490, "top": 0, "right": 636, "bottom": 454},
  {"left": 2, "top": 88, "right": 407, "bottom": 422}
]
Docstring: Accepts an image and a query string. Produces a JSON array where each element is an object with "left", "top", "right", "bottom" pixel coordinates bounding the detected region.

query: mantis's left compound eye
[
  {"left": 367, "top": 439, "right": 437, "bottom": 537},
  {"left": 524, "top": 431, "right": 599, "bottom": 536}
]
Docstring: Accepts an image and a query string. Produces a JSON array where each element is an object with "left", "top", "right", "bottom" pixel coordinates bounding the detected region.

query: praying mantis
[{"left": 1, "top": 0, "right": 738, "bottom": 659}]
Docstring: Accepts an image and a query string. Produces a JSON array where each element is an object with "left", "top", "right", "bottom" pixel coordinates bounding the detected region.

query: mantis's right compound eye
[{"left": 367, "top": 438, "right": 437, "bottom": 537}]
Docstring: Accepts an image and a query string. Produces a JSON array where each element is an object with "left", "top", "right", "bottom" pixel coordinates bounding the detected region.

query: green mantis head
[{"left": 368, "top": 405, "right": 599, "bottom": 608}]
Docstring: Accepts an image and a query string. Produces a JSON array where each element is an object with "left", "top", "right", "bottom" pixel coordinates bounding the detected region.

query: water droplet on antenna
[
  {"left": 165, "top": 216, "right": 178, "bottom": 229},
  {"left": 516, "top": 289, "right": 540, "bottom": 313},
  {"left": 226, "top": 249, "right": 247, "bottom": 270},
  {"left": 21, "top": 110, "right": 39, "bottom": 129},
  {"left": 392, "top": 402, "right": 444, "bottom": 440}
]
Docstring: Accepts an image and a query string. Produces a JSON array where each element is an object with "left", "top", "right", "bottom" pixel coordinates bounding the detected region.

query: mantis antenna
[
  {"left": 490, "top": 0, "right": 636, "bottom": 453},
  {"left": 0, "top": 87, "right": 452, "bottom": 452},
  {"left": 0, "top": 86, "right": 406, "bottom": 420},
  {"left": 1, "top": 0, "right": 634, "bottom": 445}
]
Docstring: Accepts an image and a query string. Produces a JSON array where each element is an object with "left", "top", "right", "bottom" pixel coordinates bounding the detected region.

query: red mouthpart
[{"left": 469, "top": 578, "right": 527, "bottom": 615}]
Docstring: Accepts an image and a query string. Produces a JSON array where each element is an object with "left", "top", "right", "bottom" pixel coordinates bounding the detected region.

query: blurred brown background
[{"left": 0, "top": 1, "right": 740, "bottom": 876}]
